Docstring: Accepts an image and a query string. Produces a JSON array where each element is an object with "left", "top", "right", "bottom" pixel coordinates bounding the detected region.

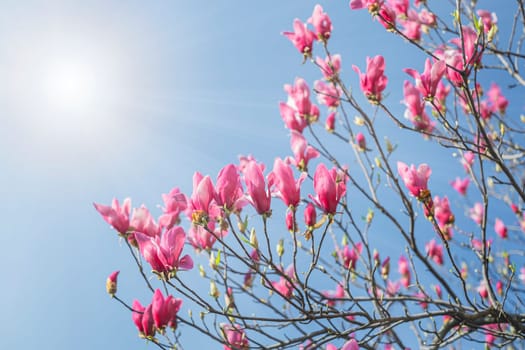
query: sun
[{"left": 41, "top": 58, "right": 98, "bottom": 113}]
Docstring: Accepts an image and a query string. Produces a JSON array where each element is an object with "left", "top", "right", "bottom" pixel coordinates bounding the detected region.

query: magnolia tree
[{"left": 96, "top": 1, "right": 525, "bottom": 349}]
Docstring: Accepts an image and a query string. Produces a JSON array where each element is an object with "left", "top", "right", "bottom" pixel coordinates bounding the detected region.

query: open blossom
[
  {"left": 477, "top": 9, "right": 498, "bottom": 34},
  {"left": 130, "top": 206, "right": 161, "bottom": 238},
  {"left": 494, "top": 218, "right": 508, "bottom": 239},
  {"left": 462, "top": 151, "right": 475, "bottom": 171},
  {"left": 433, "top": 196, "right": 455, "bottom": 227},
  {"left": 132, "top": 301, "right": 155, "bottom": 338},
  {"left": 269, "top": 157, "right": 306, "bottom": 209},
  {"left": 397, "top": 161, "right": 431, "bottom": 200},
  {"left": 469, "top": 202, "right": 484, "bottom": 225},
  {"left": 316, "top": 54, "right": 341, "bottom": 81},
  {"left": 215, "top": 164, "right": 246, "bottom": 213},
  {"left": 94, "top": 197, "right": 131, "bottom": 234},
  {"left": 434, "top": 80, "right": 450, "bottom": 113},
  {"left": 158, "top": 188, "right": 187, "bottom": 230},
  {"left": 314, "top": 80, "right": 341, "bottom": 108},
  {"left": 400, "top": 15, "right": 421, "bottom": 40},
  {"left": 283, "top": 19, "right": 316, "bottom": 57},
  {"left": 398, "top": 255, "right": 411, "bottom": 288},
  {"left": 310, "top": 163, "right": 347, "bottom": 215},
  {"left": 222, "top": 324, "right": 249, "bottom": 350},
  {"left": 244, "top": 160, "right": 272, "bottom": 215},
  {"left": 349, "top": 0, "right": 382, "bottom": 12},
  {"left": 279, "top": 102, "right": 308, "bottom": 133},
  {"left": 450, "top": 26, "right": 482, "bottom": 67},
  {"left": 135, "top": 226, "right": 194, "bottom": 276},
  {"left": 284, "top": 78, "right": 313, "bottom": 117},
  {"left": 322, "top": 283, "right": 345, "bottom": 307},
  {"left": 308, "top": 4, "right": 332, "bottom": 41},
  {"left": 404, "top": 58, "right": 446, "bottom": 100},
  {"left": 339, "top": 242, "right": 363, "bottom": 270},
  {"left": 425, "top": 239, "right": 444, "bottom": 265},
  {"left": 487, "top": 83, "right": 508, "bottom": 114},
  {"left": 352, "top": 55, "right": 388, "bottom": 103},
  {"left": 188, "top": 172, "right": 217, "bottom": 224},
  {"left": 188, "top": 222, "right": 222, "bottom": 251},
  {"left": 271, "top": 265, "right": 296, "bottom": 298},
  {"left": 450, "top": 177, "right": 470, "bottom": 196},
  {"left": 290, "top": 130, "right": 320, "bottom": 172},
  {"left": 403, "top": 80, "right": 434, "bottom": 133},
  {"left": 151, "top": 289, "right": 182, "bottom": 331}
]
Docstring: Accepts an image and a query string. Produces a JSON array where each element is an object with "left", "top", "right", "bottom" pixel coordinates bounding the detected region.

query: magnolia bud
[
  {"left": 249, "top": 228, "right": 259, "bottom": 249},
  {"left": 106, "top": 270, "right": 120, "bottom": 297},
  {"left": 276, "top": 239, "right": 285, "bottom": 257},
  {"left": 210, "top": 281, "right": 220, "bottom": 299}
]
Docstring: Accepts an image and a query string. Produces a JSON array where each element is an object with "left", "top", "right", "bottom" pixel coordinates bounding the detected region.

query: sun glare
[{"left": 42, "top": 59, "right": 97, "bottom": 113}]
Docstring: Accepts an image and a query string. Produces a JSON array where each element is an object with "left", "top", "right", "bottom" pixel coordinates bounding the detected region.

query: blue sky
[{"left": 1, "top": 1, "right": 521, "bottom": 349}]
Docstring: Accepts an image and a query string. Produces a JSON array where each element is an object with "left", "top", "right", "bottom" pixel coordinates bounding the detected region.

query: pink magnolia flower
[
  {"left": 434, "top": 284, "right": 442, "bottom": 299},
  {"left": 487, "top": 83, "right": 508, "bottom": 114},
  {"left": 284, "top": 78, "right": 313, "bottom": 117},
  {"left": 477, "top": 281, "right": 488, "bottom": 299},
  {"left": 188, "top": 222, "right": 222, "bottom": 252},
  {"left": 238, "top": 155, "right": 264, "bottom": 174},
  {"left": 496, "top": 280, "right": 503, "bottom": 295},
  {"left": 477, "top": 9, "right": 497, "bottom": 34},
  {"left": 387, "top": 0, "right": 409, "bottom": 17},
  {"left": 415, "top": 291, "right": 428, "bottom": 309},
  {"left": 341, "top": 339, "right": 359, "bottom": 350},
  {"left": 355, "top": 132, "right": 367, "bottom": 151},
  {"left": 462, "top": 151, "right": 475, "bottom": 172},
  {"left": 215, "top": 164, "right": 246, "bottom": 213},
  {"left": 325, "top": 112, "right": 336, "bottom": 132},
  {"left": 308, "top": 4, "right": 332, "bottom": 41},
  {"left": 418, "top": 9, "right": 436, "bottom": 27},
  {"left": 322, "top": 283, "right": 345, "bottom": 307},
  {"left": 314, "top": 80, "right": 341, "bottom": 109},
  {"left": 450, "top": 27, "right": 482, "bottom": 67},
  {"left": 244, "top": 161, "right": 272, "bottom": 216},
  {"left": 132, "top": 300, "right": 155, "bottom": 338},
  {"left": 450, "top": 177, "right": 470, "bottom": 196},
  {"left": 310, "top": 163, "right": 347, "bottom": 215},
  {"left": 269, "top": 158, "right": 306, "bottom": 209},
  {"left": 135, "top": 226, "right": 194, "bottom": 276},
  {"left": 285, "top": 210, "right": 296, "bottom": 232},
  {"left": 377, "top": 4, "right": 397, "bottom": 30},
  {"left": 188, "top": 172, "right": 217, "bottom": 224},
  {"left": 350, "top": 0, "right": 381, "bottom": 12},
  {"left": 151, "top": 289, "right": 182, "bottom": 331},
  {"left": 304, "top": 202, "right": 317, "bottom": 228},
  {"left": 352, "top": 55, "right": 388, "bottom": 103},
  {"left": 279, "top": 102, "right": 308, "bottom": 133},
  {"left": 400, "top": 16, "right": 421, "bottom": 40},
  {"left": 398, "top": 255, "right": 411, "bottom": 288},
  {"left": 469, "top": 202, "right": 484, "bottom": 225},
  {"left": 130, "top": 205, "right": 161, "bottom": 238},
  {"left": 494, "top": 218, "right": 508, "bottom": 239},
  {"left": 94, "top": 197, "right": 131, "bottom": 234},
  {"left": 425, "top": 239, "right": 444, "bottom": 265},
  {"left": 402, "top": 80, "right": 435, "bottom": 134},
  {"left": 397, "top": 161, "right": 431, "bottom": 200},
  {"left": 316, "top": 54, "right": 342, "bottom": 81},
  {"left": 290, "top": 130, "right": 320, "bottom": 172},
  {"left": 283, "top": 19, "right": 316, "bottom": 57},
  {"left": 271, "top": 265, "right": 296, "bottom": 298},
  {"left": 404, "top": 58, "right": 446, "bottom": 101},
  {"left": 106, "top": 270, "right": 119, "bottom": 296},
  {"left": 434, "top": 80, "right": 450, "bottom": 113},
  {"left": 158, "top": 188, "right": 187, "bottom": 230},
  {"left": 222, "top": 324, "right": 249, "bottom": 350},
  {"left": 386, "top": 280, "right": 400, "bottom": 296},
  {"left": 433, "top": 196, "right": 455, "bottom": 227},
  {"left": 339, "top": 242, "right": 363, "bottom": 270}
]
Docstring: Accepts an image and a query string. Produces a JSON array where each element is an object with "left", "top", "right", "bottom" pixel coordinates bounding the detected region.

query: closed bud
[
  {"left": 366, "top": 208, "right": 374, "bottom": 224},
  {"left": 249, "top": 228, "right": 259, "bottom": 249},
  {"left": 237, "top": 216, "right": 248, "bottom": 233},
  {"left": 106, "top": 270, "right": 120, "bottom": 297},
  {"left": 210, "top": 281, "right": 220, "bottom": 299},
  {"left": 209, "top": 252, "right": 217, "bottom": 270},
  {"left": 199, "top": 264, "right": 206, "bottom": 278},
  {"left": 374, "top": 157, "right": 381, "bottom": 168},
  {"left": 354, "top": 116, "right": 365, "bottom": 126},
  {"left": 276, "top": 238, "right": 285, "bottom": 257}
]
